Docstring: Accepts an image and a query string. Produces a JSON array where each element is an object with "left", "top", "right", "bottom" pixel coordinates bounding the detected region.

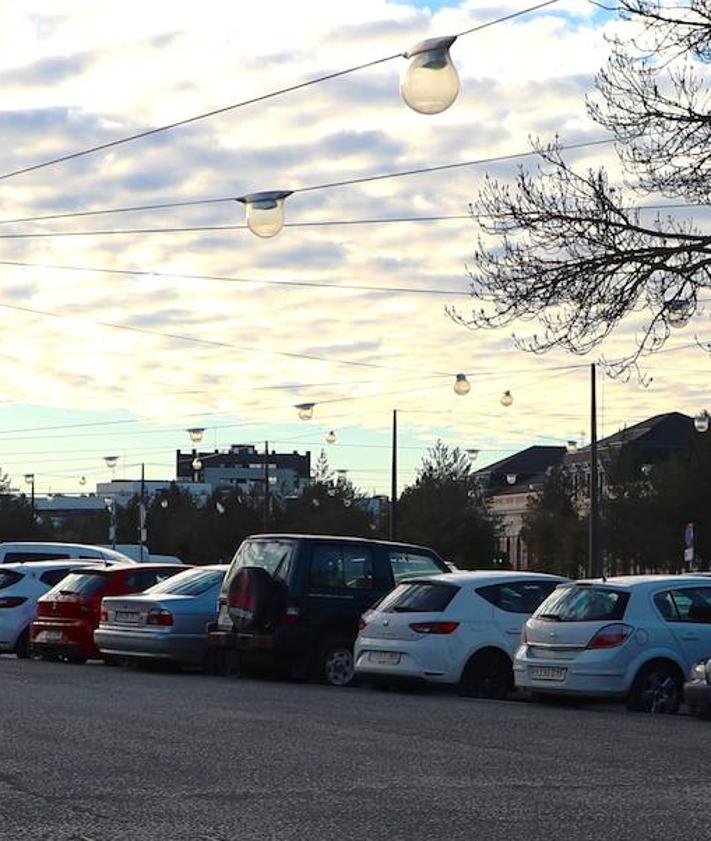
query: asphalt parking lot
[{"left": 1, "top": 657, "right": 709, "bottom": 841}]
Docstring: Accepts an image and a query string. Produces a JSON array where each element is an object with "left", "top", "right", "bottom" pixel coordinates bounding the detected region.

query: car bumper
[
  {"left": 354, "top": 636, "right": 460, "bottom": 684},
  {"left": 514, "top": 648, "right": 628, "bottom": 697},
  {"left": 30, "top": 620, "right": 98, "bottom": 658},
  {"left": 684, "top": 680, "right": 711, "bottom": 715},
  {"left": 94, "top": 628, "right": 207, "bottom": 665}
]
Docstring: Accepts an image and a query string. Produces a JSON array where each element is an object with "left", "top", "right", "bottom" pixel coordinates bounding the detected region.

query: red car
[{"left": 30, "top": 564, "right": 187, "bottom": 663}]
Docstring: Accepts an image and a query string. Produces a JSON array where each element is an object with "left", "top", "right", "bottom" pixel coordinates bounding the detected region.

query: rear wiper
[{"left": 536, "top": 613, "right": 562, "bottom": 621}]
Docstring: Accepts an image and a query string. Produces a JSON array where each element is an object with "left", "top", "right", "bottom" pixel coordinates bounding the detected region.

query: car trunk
[
  {"left": 364, "top": 580, "right": 460, "bottom": 642},
  {"left": 102, "top": 595, "right": 197, "bottom": 631}
]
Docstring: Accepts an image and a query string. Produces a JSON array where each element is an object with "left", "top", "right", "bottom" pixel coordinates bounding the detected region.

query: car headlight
[{"left": 691, "top": 660, "right": 708, "bottom": 682}]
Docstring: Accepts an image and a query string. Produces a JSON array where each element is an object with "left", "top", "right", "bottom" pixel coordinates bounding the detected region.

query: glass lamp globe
[
  {"left": 187, "top": 427, "right": 205, "bottom": 443},
  {"left": 160, "top": 499, "right": 169, "bottom": 510},
  {"left": 325, "top": 430, "right": 337, "bottom": 444},
  {"left": 500, "top": 390, "right": 514, "bottom": 407},
  {"left": 566, "top": 440, "right": 578, "bottom": 454},
  {"left": 401, "top": 36, "right": 459, "bottom": 115},
  {"left": 344, "top": 499, "right": 352, "bottom": 508},
  {"left": 192, "top": 457, "right": 203, "bottom": 471},
  {"left": 79, "top": 475, "right": 87, "bottom": 486},
  {"left": 666, "top": 299, "right": 695, "bottom": 328},
  {"left": 695, "top": 410, "right": 710, "bottom": 433},
  {"left": 24, "top": 473, "right": 34, "bottom": 484},
  {"left": 296, "top": 402, "right": 315, "bottom": 421},
  {"left": 104, "top": 455, "right": 119, "bottom": 469},
  {"left": 454, "top": 373, "right": 471, "bottom": 396},
  {"left": 327, "top": 487, "right": 337, "bottom": 497},
  {"left": 237, "top": 190, "right": 293, "bottom": 238},
  {"left": 506, "top": 473, "right": 517, "bottom": 485},
  {"left": 466, "top": 448, "right": 479, "bottom": 462}
]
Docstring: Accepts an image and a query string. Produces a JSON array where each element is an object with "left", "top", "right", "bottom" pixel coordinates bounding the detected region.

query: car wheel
[
  {"left": 320, "top": 641, "right": 356, "bottom": 687},
  {"left": 626, "top": 661, "right": 681, "bottom": 714},
  {"left": 14, "top": 628, "right": 30, "bottom": 659},
  {"left": 458, "top": 650, "right": 513, "bottom": 700}
]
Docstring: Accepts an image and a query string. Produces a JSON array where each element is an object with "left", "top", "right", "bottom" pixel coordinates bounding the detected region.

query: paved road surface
[{"left": 1, "top": 657, "right": 709, "bottom": 841}]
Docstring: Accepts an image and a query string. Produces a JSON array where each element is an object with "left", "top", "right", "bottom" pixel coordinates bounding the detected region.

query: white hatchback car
[
  {"left": 0, "top": 560, "right": 102, "bottom": 658},
  {"left": 354, "top": 571, "right": 566, "bottom": 698},
  {"left": 515, "top": 575, "right": 711, "bottom": 713}
]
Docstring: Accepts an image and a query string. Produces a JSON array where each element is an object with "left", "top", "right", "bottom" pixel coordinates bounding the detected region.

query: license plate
[
  {"left": 369, "top": 651, "right": 401, "bottom": 665},
  {"left": 42, "top": 630, "right": 63, "bottom": 642},
  {"left": 115, "top": 611, "right": 141, "bottom": 624},
  {"left": 530, "top": 665, "right": 567, "bottom": 682}
]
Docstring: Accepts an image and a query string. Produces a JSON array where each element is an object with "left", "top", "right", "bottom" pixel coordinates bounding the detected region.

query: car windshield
[
  {"left": 229, "top": 539, "right": 295, "bottom": 583},
  {"left": 534, "top": 585, "right": 629, "bottom": 622},
  {"left": 145, "top": 568, "right": 226, "bottom": 596},
  {"left": 377, "top": 581, "right": 458, "bottom": 613},
  {"left": 54, "top": 572, "right": 110, "bottom": 596}
]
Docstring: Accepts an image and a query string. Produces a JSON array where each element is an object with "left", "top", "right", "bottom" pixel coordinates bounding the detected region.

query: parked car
[
  {"left": 354, "top": 571, "right": 566, "bottom": 697},
  {"left": 0, "top": 560, "right": 103, "bottom": 658},
  {"left": 0, "top": 542, "right": 134, "bottom": 565},
  {"left": 515, "top": 575, "right": 711, "bottom": 713},
  {"left": 685, "top": 657, "right": 711, "bottom": 717},
  {"left": 208, "top": 534, "right": 450, "bottom": 686},
  {"left": 95, "top": 565, "right": 226, "bottom": 667},
  {"left": 30, "top": 564, "right": 186, "bottom": 663}
]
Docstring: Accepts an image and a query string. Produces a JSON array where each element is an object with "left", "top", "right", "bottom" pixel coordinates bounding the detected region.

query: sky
[{"left": 0, "top": 0, "right": 708, "bottom": 498}]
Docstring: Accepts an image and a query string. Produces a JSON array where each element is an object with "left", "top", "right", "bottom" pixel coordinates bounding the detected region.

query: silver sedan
[{"left": 95, "top": 565, "right": 226, "bottom": 667}]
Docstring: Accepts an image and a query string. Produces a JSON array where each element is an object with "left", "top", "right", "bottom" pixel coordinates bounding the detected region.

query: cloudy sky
[{"left": 0, "top": 0, "right": 707, "bottom": 497}]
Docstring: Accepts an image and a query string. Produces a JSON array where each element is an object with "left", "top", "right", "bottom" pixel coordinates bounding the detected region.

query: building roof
[{"left": 475, "top": 445, "right": 567, "bottom": 477}]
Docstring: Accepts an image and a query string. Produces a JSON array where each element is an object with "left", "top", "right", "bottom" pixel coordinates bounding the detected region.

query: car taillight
[
  {"left": 357, "top": 616, "right": 367, "bottom": 632},
  {"left": 283, "top": 606, "right": 300, "bottom": 625},
  {"left": 409, "top": 621, "right": 459, "bottom": 635},
  {"left": 146, "top": 609, "right": 173, "bottom": 626},
  {"left": 586, "top": 623, "right": 633, "bottom": 649},
  {"left": 100, "top": 608, "right": 108, "bottom": 622},
  {"left": 0, "top": 597, "right": 27, "bottom": 608}
]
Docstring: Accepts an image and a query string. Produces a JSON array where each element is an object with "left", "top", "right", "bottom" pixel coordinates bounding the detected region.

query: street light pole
[
  {"left": 588, "top": 363, "right": 600, "bottom": 578},
  {"left": 24, "top": 474, "right": 35, "bottom": 516},
  {"left": 138, "top": 462, "right": 146, "bottom": 562},
  {"left": 390, "top": 410, "right": 398, "bottom": 540},
  {"left": 263, "top": 440, "right": 270, "bottom": 532}
]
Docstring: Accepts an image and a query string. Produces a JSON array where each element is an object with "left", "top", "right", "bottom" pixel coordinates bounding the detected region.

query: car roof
[
  {"left": 1, "top": 559, "right": 107, "bottom": 573},
  {"left": 245, "top": 533, "right": 443, "bottom": 552},
  {"left": 417, "top": 570, "right": 567, "bottom": 586},
  {"left": 67, "top": 563, "right": 189, "bottom": 574},
  {"left": 572, "top": 574, "right": 709, "bottom": 590}
]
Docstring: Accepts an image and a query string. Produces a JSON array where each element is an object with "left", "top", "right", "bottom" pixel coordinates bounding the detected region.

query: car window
[
  {"left": 534, "top": 585, "right": 629, "bottom": 622},
  {"left": 0, "top": 570, "right": 23, "bottom": 590},
  {"left": 54, "top": 572, "right": 110, "bottom": 595},
  {"left": 39, "top": 568, "right": 74, "bottom": 587},
  {"left": 378, "top": 581, "right": 458, "bottom": 613},
  {"left": 145, "top": 568, "right": 225, "bottom": 596},
  {"left": 5, "top": 552, "right": 70, "bottom": 562},
  {"left": 228, "top": 539, "right": 295, "bottom": 585},
  {"left": 655, "top": 587, "right": 711, "bottom": 623},
  {"left": 477, "top": 580, "right": 559, "bottom": 614},
  {"left": 124, "top": 569, "right": 179, "bottom": 591},
  {"left": 389, "top": 551, "right": 443, "bottom": 584},
  {"left": 309, "top": 545, "right": 375, "bottom": 590}
]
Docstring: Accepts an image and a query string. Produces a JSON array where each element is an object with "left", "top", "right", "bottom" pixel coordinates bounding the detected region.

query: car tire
[
  {"left": 319, "top": 640, "right": 356, "bottom": 687},
  {"left": 14, "top": 628, "right": 30, "bottom": 659},
  {"left": 458, "top": 650, "right": 513, "bottom": 700},
  {"left": 626, "top": 660, "right": 682, "bottom": 714}
]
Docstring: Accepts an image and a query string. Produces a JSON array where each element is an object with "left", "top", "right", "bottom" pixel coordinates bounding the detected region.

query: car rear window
[
  {"left": 54, "top": 572, "right": 111, "bottom": 596},
  {"left": 388, "top": 551, "right": 445, "bottom": 584},
  {"left": 534, "top": 585, "right": 629, "bottom": 622},
  {"left": 0, "top": 570, "right": 22, "bottom": 590},
  {"left": 377, "top": 581, "right": 459, "bottom": 614},
  {"left": 4, "top": 552, "right": 70, "bottom": 562},
  {"left": 146, "top": 568, "right": 226, "bottom": 596},
  {"left": 477, "top": 580, "right": 560, "bottom": 614},
  {"left": 227, "top": 540, "right": 296, "bottom": 586}
]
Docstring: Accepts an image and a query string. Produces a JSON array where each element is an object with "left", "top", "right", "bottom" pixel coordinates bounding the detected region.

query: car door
[
  {"left": 653, "top": 586, "right": 711, "bottom": 667},
  {"left": 303, "top": 542, "right": 386, "bottom": 634}
]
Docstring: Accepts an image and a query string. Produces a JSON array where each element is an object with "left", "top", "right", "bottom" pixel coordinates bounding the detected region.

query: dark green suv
[{"left": 207, "top": 534, "right": 449, "bottom": 686}]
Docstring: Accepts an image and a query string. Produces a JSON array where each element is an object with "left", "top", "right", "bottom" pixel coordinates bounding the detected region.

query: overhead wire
[{"left": 0, "top": 0, "right": 561, "bottom": 185}]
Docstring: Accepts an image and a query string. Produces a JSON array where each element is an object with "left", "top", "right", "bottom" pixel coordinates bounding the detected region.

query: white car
[
  {"left": 0, "top": 542, "right": 134, "bottom": 565},
  {"left": 0, "top": 560, "right": 103, "bottom": 657},
  {"left": 354, "top": 571, "right": 566, "bottom": 698},
  {"left": 515, "top": 575, "right": 711, "bottom": 713}
]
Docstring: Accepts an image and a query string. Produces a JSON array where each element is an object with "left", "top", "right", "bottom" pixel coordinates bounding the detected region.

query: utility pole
[
  {"left": 263, "top": 441, "right": 270, "bottom": 532},
  {"left": 588, "top": 363, "right": 600, "bottom": 578},
  {"left": 390, "top": 410, "right": 398, "bottom": 540}
]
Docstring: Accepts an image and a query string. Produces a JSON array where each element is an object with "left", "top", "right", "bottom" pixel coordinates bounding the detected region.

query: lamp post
[
  {"left": 588, "top": 363, "right": 601, "bottom": 579},
  {"left": 138, "top": 462, "right": 147, "bottom": 562},
  {"left": 24, "top": 474, "right": 35, "bottom": 516}
]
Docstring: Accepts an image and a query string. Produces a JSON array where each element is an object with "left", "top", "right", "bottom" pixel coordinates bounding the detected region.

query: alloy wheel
[{"left": 641, "top": 671, "right": 679, "bottom": 713}]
